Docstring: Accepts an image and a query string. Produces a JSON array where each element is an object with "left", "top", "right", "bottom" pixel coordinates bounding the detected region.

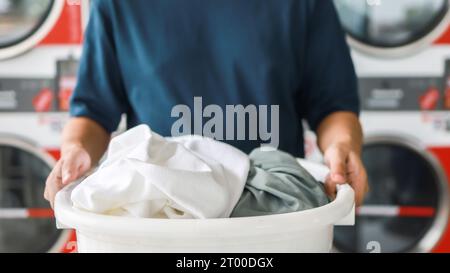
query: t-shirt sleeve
[
  {"left": 299, "top": 0, "right": 360, "bottom": 132},
  {"left": 70, "top": 0, "right": 128, "bottom": 133}
]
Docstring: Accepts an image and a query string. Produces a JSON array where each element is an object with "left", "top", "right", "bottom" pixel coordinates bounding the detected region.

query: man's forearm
[
  {"left": 315, "top": 112, "right": 368, "bottom": 206},
  {"left": 316, "top": 111, "right": 363, "bottom": 155},
  {"left": 62, "top": 117, "right": 111, "bottom": 167}
]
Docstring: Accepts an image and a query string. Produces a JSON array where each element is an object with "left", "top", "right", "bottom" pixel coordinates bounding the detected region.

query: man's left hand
[{"left": 323, "top": 142, "right": 369, "bottom": 206}]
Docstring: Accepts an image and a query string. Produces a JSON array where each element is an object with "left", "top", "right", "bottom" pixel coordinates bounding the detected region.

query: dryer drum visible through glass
[
  {"left": 333, "top": 0, "right": 450, "bottom": 57},
  {"left": 0, "top": 0, "right": 64, "bottom": 59},
  {"left": 333, "top": 135, "right": 450, "bottom": 253},
  {"left": 0, "top": 136, "right": 69, "bottom": 253}
]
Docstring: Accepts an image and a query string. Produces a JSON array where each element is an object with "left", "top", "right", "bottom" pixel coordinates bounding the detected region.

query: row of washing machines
[{"left": 0, "top": 0, "right": 449, "bottom": 253}]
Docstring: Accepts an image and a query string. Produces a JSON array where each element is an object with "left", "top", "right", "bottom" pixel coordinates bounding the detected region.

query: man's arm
[
  {"left": 44, "top": 117, "right": 110, "bottom": 207},
  {"left": 44, "top": 1, "right": 128, "bottom": 207},
  {"left": 316, "top": 111, "right": 368, "bottom": 206},
  {"left": 61, "top": 117, "right": 110, "bottom": 181},
  {"left": 297, "top": 1, "right": 367, "bottom": 205}
]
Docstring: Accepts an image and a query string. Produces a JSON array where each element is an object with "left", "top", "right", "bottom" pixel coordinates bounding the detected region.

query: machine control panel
[
  {"left": 359, "top": 77, "right": 444, "bottom": 111},
  {"left": 359, "top": 59, "right": 450, "bottom": 112},
  {"left": 0, "top": 58, "right": 79, "bottom": 113}
]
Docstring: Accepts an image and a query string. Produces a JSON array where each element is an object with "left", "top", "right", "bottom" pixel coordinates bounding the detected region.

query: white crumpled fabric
[{"left": 71, "top": 125, "right": 250, "bottom": 219}]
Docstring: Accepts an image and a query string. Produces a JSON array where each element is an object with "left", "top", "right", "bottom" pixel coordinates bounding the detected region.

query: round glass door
[
  {"left": 0, "top": 0, "right": 64, "bottom": 59},
  {"left": 0, "top": 0, "right": 53, "bottom": 48},
  {"left": 0, "top": 142, "right": 61, "bottom": 253},
  {"left": 333, "top": 138, "right": 448, "bottom": 253},
  {"left": 333, "top": 0, "right": 450, "bottom": 55}
]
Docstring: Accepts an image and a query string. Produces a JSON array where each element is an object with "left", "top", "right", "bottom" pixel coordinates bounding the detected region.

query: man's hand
[
  {"left": 323, "top": 142, "right": 368, "bottom": 206},
  {"left": 43, "top": 117, "right": 111, "bottom": 208},
  {"left": 316, "top": 112, "right": 368, "bottom": 207},
  {"left": 44, "top": 144, "right": 91, "bottom": 208}
]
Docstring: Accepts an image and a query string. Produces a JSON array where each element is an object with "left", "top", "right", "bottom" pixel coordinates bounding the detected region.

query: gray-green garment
[{"left": 231, "top": 149, "right": 329, "bottom": 217}]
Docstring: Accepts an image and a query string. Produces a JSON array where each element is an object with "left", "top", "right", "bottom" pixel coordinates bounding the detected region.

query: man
[{"left": 45, "top": 0, "right": 368, "bottom": 207}]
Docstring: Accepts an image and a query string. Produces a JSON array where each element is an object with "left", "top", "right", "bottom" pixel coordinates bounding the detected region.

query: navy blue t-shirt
[{"left": 71, "top": 0, "right": 359, "bottom": 157}]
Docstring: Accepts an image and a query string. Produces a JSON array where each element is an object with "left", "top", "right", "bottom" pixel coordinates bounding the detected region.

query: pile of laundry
[{"left": 71, "top": 125, "right": 329, "bottom": 219}]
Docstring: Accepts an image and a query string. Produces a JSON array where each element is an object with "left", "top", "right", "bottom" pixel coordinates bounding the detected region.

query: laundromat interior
[{"left": 0, "top": 0, "right": 450, "bottom": 254}]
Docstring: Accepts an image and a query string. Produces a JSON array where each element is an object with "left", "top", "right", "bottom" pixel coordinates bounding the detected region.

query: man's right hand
[
  {"left": 44, "top": 144, "right": 92, "bottom": 208},
  {"left": 43, "top": 117, "right": 111, "bottom": 208}
]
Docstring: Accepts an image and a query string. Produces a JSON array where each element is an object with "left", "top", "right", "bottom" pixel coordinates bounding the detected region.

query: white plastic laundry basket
[{"left": 54, "top": 159, "right": 355, "bottom": 253}]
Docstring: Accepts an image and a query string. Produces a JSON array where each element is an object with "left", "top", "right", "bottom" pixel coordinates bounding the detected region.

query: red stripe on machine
[
  {"left": 398, "top": 207, "right": 435, "bottom": 217},
  {"left": 0, "top": 209, "right": 54, "bottom": 219},
  {"left": 28, "top": 209, "right": 55, "bottom": 218}
]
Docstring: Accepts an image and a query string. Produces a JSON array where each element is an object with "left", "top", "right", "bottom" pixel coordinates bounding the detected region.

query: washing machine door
[
  {"left": 0, "top": 0, "right": 64, "bottom": 60},
  {"left": 333, "top": 0, "right": 450, "bottom": 57},
  {"left": 333, "top": 135, "right": 449, "bottom": 253},
  {"left": 0, "top": 137, "right": 68, "bottom": 253}
]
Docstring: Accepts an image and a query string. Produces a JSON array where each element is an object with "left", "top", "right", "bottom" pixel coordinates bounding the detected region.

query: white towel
[{"left": 71, "top": 125, "right": 250, "bottom": 219}]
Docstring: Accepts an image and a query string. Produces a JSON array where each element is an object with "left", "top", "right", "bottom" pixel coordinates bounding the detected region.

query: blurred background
[{"left": 0, "top": 0, "right": 449, "bottom": 253}]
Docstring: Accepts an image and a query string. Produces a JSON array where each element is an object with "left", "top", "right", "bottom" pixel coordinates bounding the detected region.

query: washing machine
[
  {"left": 0, "top": 0, "right": 88, "bottom": 253},
  {"left": 319, "top": 0, "right": 450, "bottom": 253}
]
